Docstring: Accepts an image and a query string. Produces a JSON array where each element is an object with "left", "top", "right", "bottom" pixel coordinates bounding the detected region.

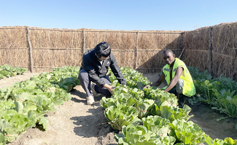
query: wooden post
[
  {"left": 178, "top": 32, "right": 185, "bottom": 59},
  {"left": 135, "top": 31, "right": 139, "bottom": 69},
  {"left": 209, "top": 27, "right": 213, "bottom": 78},
  {"left": 26, "top": 27, "right": 33, "bottom": 73},
  {"left": 82, "top": 30, "right": 85, "bottom": 54}
]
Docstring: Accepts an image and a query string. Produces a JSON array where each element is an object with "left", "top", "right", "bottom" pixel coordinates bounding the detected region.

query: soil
[
  {"left": 0, "top": 72, "right": 236, "bottom": 145},
  {"left": 0, "top": 72, "right": 40, "bottom": 88},
  {"left": 143, "top": 73, "right": 237, "bottom": 140}
]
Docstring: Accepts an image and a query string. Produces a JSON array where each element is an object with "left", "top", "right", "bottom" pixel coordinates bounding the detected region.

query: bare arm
[
  {"left": 164, "top": 67, "right": 183, "bottom": 92},
  {"left": 151, "top": 73, "right": 165, "bottom": 87},
  {"left": 104, "top": 83, "right": 114, "bottom": 95}
]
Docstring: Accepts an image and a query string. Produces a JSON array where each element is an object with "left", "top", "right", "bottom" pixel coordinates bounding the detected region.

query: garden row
[
  {"left": 188, "top": 67, "right": 237, "bottom": 118},
  {"left": 100, "top": 67, "right": 237, "bottom": 145},
  {"left": 0, "top": 66, "right": 80, "bottom": 145},
  {"left": 0, "top": 65, "right": 27, "bottom": 79}
]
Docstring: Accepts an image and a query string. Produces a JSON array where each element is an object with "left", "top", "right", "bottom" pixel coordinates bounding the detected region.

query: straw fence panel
[
  {"left": 0, "top": 24, "right": 235, "bottom": 80},
  {"left": 212, "top": 23, "right": 237, "bottom": 79},
  {"left": 29, "top": 28, "right": 83, "bottom": 48},
  {"left": 212, "top": 23, "right": 236, "bottom": 56},
  {"left": 0, "top": 27, "right": 183, "bottom": 73},
  {"left": 182, "top": 22, "right": 237, "bottom": 80},
  {"left": 84, "top": 31, "right": 137, "bottom": 69},
  {"left": 0, "top": 27, "right": 29, "bottom": 68},
  {"left": 0, "top": 48, "right": 29, "bottom": 68},
  {"left": 182, "top": 27, "right": 210, "bottom": 72},
  {"left": 0, "top": 27, "right": 27, "bottom": 48},
  {"left": 32, "top": 48, "right": 82, "bottom": 72},
  {"left": 112, "top": 50, "right": 135, "bottom": 68},
  {"left": 85, "top": 31, "right": 137, "bottom": 50},
  {"left": 136, "top": 32, "right": 183, "bottom": 73}
]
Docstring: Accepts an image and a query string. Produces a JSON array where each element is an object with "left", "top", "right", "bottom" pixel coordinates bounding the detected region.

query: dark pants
[{"left": 78, "top": 69, "right": 112, "bottom": 97}]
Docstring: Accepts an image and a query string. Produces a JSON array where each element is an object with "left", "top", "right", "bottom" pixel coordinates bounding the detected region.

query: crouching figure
[
  {"left": 144, "top": 49, "right": 196, "bottom": 105},
  {"left": 78, "top": 42, "right": 126, "bottom": 105}
]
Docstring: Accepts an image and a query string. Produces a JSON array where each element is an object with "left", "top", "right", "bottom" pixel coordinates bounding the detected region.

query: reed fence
[
  {"left": 0, "top": 26, "right": 183, "bottom": 73},
  {"left": 0, "top": 22, "right": 236, "bottom": 80}
]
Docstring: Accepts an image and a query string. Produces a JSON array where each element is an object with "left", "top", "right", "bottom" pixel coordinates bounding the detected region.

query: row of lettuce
[
  {"left": 0, "top": 65, "right": 27, "bottom": 79},
  {"left": 0, "top": 65, "right": 236, "bottom": 144},
  {"left": 0, "top": 66, "right": 80, "bottom": 145},
  {"left": 188, "top": 67, "right": 237, "bottom": 118},
  {"left": 100, "top": 67, "right": 237, "bottom": 145}
]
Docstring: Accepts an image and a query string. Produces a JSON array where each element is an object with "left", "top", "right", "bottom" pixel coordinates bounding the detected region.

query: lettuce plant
[
  {"left": 170, "top": 119, "right": 205, "bottom": 144},
  {"left": 0, "top": 66, "right": 79, "bottom": 144},
  {"left": 105, "top": 105, "right": 141, "bottom": 130},
  {"left": 115, "top": 124, "right": 176, "bottom": 145},
  {"left": 142, "top": 115, "right": 171, "bottom": 137}
]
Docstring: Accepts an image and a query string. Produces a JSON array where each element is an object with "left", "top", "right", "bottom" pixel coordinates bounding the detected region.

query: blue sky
[{"left": 0, "top": 0, "right": 237, "bottom": 31}]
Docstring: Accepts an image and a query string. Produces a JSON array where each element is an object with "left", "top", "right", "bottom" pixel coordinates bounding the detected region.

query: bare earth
[
  {"left": 0, "top": 72, "right": 40, "bottom": 88},
  {"left": 0, "top": 73, "right": 236, "bottom": 145},
  {"left": 9, "top": 86, "right": 116, "bottom": 145}
]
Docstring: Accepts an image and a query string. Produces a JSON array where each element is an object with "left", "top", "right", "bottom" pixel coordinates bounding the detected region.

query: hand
[
  {"left": 143, "top": 85, "right": 150, "bottom": 89},
  {"left": 104, "top": 84, "right": 114, "bottom": 95}
]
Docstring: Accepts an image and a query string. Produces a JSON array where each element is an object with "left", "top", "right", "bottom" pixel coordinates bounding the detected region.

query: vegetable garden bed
[
  {"left": 100, "top": 67, "right": 237, "bottom": 144},
  {"left": 0, "top": 65, "right": 27, "bottom": 80},
  {"left": 1, "top": 66, "right": 237, "bottom": 145},
  {"left": 188, "top": 67, "right": 237, "bottom": 119},
  {"left": 0, "top": 66, "right": 80, "bottom": 145}
]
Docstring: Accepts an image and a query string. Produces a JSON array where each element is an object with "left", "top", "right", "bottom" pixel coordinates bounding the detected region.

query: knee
[
  {"left": 78, "top": 72, "right": 83, "bottom": 80},
  {"left": 176, "top": 79, "right": 184, "bottom": 94},
  {"left": 78, "top": 70, "right": 89, "bottom": 82}
]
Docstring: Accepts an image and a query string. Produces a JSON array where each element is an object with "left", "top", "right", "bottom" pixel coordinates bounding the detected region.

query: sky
[{"left": 0, "top": 0, "right": 237, "bottom": 31}]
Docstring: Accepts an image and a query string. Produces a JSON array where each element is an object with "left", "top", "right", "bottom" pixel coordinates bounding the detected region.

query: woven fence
[
  {"left": 0, "top": 23, "right": 236, "bottom": 80},
  {"left": 0, "top": 26, "right": 183, "bottom": 73},
  {"left": 182, "top": 22, "right": 237, "bottom": 81}
]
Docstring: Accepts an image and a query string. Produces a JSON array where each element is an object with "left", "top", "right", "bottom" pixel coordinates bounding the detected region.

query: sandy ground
[
  {"left": 2, "top": 73, "right": 116, "bottom": 145},
  {"left": 9, "top": 86, "right": 117, "bottom": 145},
  {"left": 0, "top": 73, "right": 236, "bottom": 145},
  {"left": 144, "top": 73, "right": 237, "bottom": 140},
  {"left": 0, "top": 72, "right": 40, "bottom": 88}
]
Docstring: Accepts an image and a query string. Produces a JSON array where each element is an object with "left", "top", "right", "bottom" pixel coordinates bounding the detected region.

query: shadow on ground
[
  {"left": 70, "top": 106, "right": 107, "bottom": 137},
  {"left": 146, "top": 72, "right": 237, "bottom": 140},
  {"left": 70, "top": 88, "right": 87, "bottom": 104},
  {"left": 70, "top": 85, "right": 118, "bottom": 145},
  {"left": 188, "top": 102, "right": 237, "bottom": 139}
]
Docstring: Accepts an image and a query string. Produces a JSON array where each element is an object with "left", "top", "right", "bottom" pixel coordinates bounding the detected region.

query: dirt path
[
  {"left": 189, "top": 103, "right": 237, "bottom": 139},
  {"left": 7, "top": 86, "right": 117, "bottom": 145},
  {"left": 2, "top": 73, "right": 237, "bottom": 145},
  {"left": 143, "top": 73, "right": 237, "bottom": 140},
  {"left": 0, "top": 72, "right": 40, "bottom": 88},
  {"left": 2, "top": 74, "right": 116, "bottom": 145}
]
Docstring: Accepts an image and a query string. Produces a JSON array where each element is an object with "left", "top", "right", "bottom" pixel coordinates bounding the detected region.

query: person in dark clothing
[{"left": 78, "top": 42, "right": 126, "bottom": 105}]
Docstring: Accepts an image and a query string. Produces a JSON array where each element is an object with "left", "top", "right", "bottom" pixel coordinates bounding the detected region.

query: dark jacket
[{"left": 80, "top": 49, "right": 126, "bottom": 87}]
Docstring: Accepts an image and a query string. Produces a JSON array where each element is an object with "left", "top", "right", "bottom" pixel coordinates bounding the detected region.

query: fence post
[
  {"left": 209, "top": 27, "right": 213, "bottom": 78},
  {"left": 178, "top": 32, "right": 185, "bottom": 59},
  {"left": 135, "top": 31, "right": 139, "bottom": 69},
  {"left": 26, "top": 27, "right": 33, "bottom": 73},
  {"left": 82, "top": 30, "right": 85, "bottom": 54}
]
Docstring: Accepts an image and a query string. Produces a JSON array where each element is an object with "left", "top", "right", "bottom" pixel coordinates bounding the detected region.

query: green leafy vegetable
[
  {"left": 115, "top": 124, "right": 176, "bottom": 145},
  {"left": 170, "top": 119, "right": 205, "bottom": 144},
  {"left": 135, "top": 98, "right": 154, "bottom": 119},
  {"left": 105, "top": 105, "right": 141, "bottom": 130},
  {"left": 0, "top": 65, "right": 27, "bottom": 80},
  {"left": 142, "top": 115, "right": 171, "bottom": 137},
  {"left": 0, "top": 66, "right": 80, "bottom": 144}
]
